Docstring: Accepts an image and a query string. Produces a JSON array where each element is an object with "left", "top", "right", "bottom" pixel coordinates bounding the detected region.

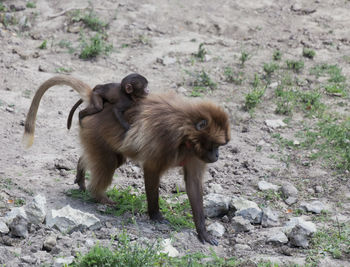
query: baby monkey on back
[{"left": 67, "top": 73, "right": 149, "bottom": 130}]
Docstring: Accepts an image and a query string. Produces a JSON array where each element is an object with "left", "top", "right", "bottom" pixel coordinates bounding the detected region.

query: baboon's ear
[
  {"left": 195, "top": 119, "right": 208, "bottom": 130},
  {"left": 125, "top": 84, "right": 133, "bottom": 94}
]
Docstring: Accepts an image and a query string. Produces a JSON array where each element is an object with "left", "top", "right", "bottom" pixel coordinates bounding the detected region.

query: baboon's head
[{"left": 187, "top": 102, "right": 231, "bottom": 163}]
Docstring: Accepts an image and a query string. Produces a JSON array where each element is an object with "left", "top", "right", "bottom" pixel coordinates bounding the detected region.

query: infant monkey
[{"left": 67, "top": 73, "right": 149, "bottom": 130}]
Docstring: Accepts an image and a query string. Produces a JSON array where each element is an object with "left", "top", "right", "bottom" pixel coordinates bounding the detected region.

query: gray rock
[
  {"left": 265, "top": 119, "right": 286, "bottom": 129},
  {"left": 284, "top": 217, "right": 316, "bottom": 248},
  {"left": 157, "top": 56, "right": 177, "bottom": 66},
  {"left": 25, "top": 194, "right": 46, "bottom": 224},
  {"left": 43, "top": 234, "right": 57, "bottom": 251},
  {"left": 285, "top": 197, "right": 298, "bottom": 205},
  {"left": 281, "top": 182, "right": 298, "bottom": 198},
  {"left": 266, "top": 230, "right": 288, "bottom": 244},
  {"left": 288, "top": 224, "right": 311, "bottom": 248},
  {"left": 231, "top": 216, "right": 253, "bottom": 232},
  {"left": 177, "top": 87, "right": 187, "bottom": 94},
  {"left": 230, "top": 198, "right": 262, "bottom": 224},
  {"left": 4, "top": 207, "right": 27, "bottom": 224},
  {"left": 284, "top": 217, "right": 317, "bottom": 235},
  {"left": 261, "top": 207, "right": 280, "bottom": 227},
  {"left": 0, "top": 219, "right": 9, "bottom": 234},
  {"left": 6, "top": 106, "right": 14, "bottom": 113},
  {"left": 203, "top": 193, "right": 230, "bottom": 217},
  {"left": 209, "top": 183, "right": 223, "bottom": 193},
  {"left": 85, "top": 238, "right": 95, "bottom": 248},
  {"left": 54, "top": 256, "right": 75, "bottom": 267},
  {"left": 21, "top": 255, "right": 37, "bottom": 265},
  {"left": 258, "top": 181, "right": 279, "bottom": 191},
  {"left": 160, "top": 239, "right": 179, "bottom": 257},
  {"left": 54, "top": 158, "right": 74, "bottom": 171},
  {"left": 281, "top": 182, "right": 298, "bottom": 205},
  {"left": 234, "top": 244, "right": 251, "bottom": 250},
  {"left": 9, "top": 215, "right": 28, "bottom": 238},
  {"left": 46, "top": 205, "right": 101, "bottom": 233},
  {"left": 300, "top": 201, "right": 326, "bottom": 214},
  {"left": 315, "top": 185, "right": 324, "bottom": 193},
  {"left": 207, "top": 221, "right": 225, "bottom": 237},
  {"left": 0, "top": 247, "right": 18, "bottom": 264}
]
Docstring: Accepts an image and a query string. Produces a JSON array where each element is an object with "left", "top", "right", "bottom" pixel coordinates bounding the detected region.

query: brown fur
[
  {"left": 23, "top": 77, "right": 231, "bottom": 245},
  {"left": 66, "top": 73, "right": 148, "bottom": 130}
]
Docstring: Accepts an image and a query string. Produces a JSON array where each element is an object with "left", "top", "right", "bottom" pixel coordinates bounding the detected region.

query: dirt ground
[{"left": 1, "top": 0, "right": 350, "bottom": 266}]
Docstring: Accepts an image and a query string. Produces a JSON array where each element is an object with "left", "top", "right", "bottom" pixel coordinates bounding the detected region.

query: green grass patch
[
  {"left": 286, "top": 60, "right": 304, "bottom": 72},
  {"left": 302, "top": 47, "right": 316, "bottom": 59},
  {"left": 79, "top": 34, "right": 113, "bottom": 59},
  {"left": 244, "top": 87, "right": 265, "bottom": 111},
  {"left": 324, "top": 83, "right": 347, "bottom": 97},
  {"left": 298, "top": 116, "right": 350, "bottom": 171},
  {"left": 240, "top": 51, "right": 250, "bottom": 67},
  {"left": 0, "top": 3, "right": 7, "bottom": 12},
  {"left": 275, "top": 82, "right": 324, "bottom": 116},
  {"left": 187, "top": 70, "right": 217, "bottom": 96},
  {"left": 224, "top": 67, "right": 244, "bottom": 85},
  {"left": 307, "top": 223, "right": 350, "bottom": 265},
  {"left": 273, "top": 50, "right": 282, "bottom": 61},
  {"left": 310, "top": 64, "right": 346, "bottom": 83},
  {"left": 194, "top": 43, "right": 207, "bottom": 62},
  {"left": 68, "top": 186, "right": 194, "bottom": 230},
  {"left": 106, "top": 187, "right": 194, "bottom": 230},
  {"left": 38, "top": 40, "right": 47, "bottom": 49},
  {"left": 71, "top": 233, "right": 240, "bottom": 267},
  {"left": 14, "top": 198, "right": 25, "bottom": 207},
  {"left": 71, "top": 9, "right": 108, "bottom": 32},
  {"left": 71, "top": 232, "right": 161, "bottom": 267},
  {"left": 66, "top": 189, "right": 95, "bottom": 202},
  {"left": 58, "top": 40, "right": 75, "bottom": 53},
  {"left": 263, "top": 62, "right": 279, "bottom": 77},
  {"left": 26, "top": 2, "right": 36, "bottom": 8},
  {"left": 55, "top": 67, "right": 73, "bottom": 73}
]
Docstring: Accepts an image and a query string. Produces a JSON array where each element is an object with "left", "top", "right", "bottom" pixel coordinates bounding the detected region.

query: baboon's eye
[{"left": 195, "top": 119, "right": 208, "bottom": 130}]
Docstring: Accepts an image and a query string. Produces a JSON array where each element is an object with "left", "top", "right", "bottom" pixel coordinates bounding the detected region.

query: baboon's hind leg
[
  {"left": 74, "top": 156, "right": 86, "bottom": 191},
  {"left": 87, "top": 149, "right": 125, "bottom": 205}
]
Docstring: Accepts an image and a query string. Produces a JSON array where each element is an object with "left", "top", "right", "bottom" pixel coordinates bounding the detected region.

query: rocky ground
[{"left": 0, "top": 0, "right": 350, "bottom": 266}]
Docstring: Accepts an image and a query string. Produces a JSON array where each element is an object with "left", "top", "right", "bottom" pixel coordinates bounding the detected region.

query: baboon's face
[{"left": 190, "top": 107, "right": 231, "bottom": 163}]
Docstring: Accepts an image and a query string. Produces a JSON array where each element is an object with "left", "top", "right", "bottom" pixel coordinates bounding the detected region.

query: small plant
[
  {"left": 286, "top": 60, "right": 304, "bottom": 72},
  {"left": 71, "top": 9, "right": 108, "bottom": 32},
  {"left": 224, "top": 67, "right": 244, "bottom": 85},
  {"left": 82, "top": 11, "right": 108, "bottom": 32},
  {"left": 79, "top": 34, "right": 113, "bottom": 59},
  {"left": 324, "top": 83, "right": 346, "bottom": 97},
  {"left": 26, "top": 2, "right": 36, "bottom": 8},
  {"left": 252, "top": 73, "right": 261, "bottom": 88},
  {"left": 106, "top": 187, "right": 147, "bottom": 216},
  {"left": 38, "top": 40, "right": 47, "bottom": 49},
  {"left": 55, "top": 67, "right": 73, "bottom": 73},
  {"left": 58, "top": 40, "right": 75, "bottom": 53},
  {"left": 0, "top": 3, "right": 7, "bottom": 12},
  {"left": 240, "top": 51, "right": 250, "bottom": 67},
  {"left": 190, "top": 86, "right": 206, "bottom": 97},
  {"left": 194, "top": 43, "right": 207, "bottom": 62},
  {"left": 263, "top": 62, "right": 279, "bottom": 76},
  {"left": 302, "top": 47, "right": 316, "bottom": 59},
  {"left": 273, "top": 50, "right": 282, "bottom": 61},
  {"left": 14, "top": 198, "right": 25, "bottom": 207},
  {"left": 244, "top": 87, "right": 265, "bottom": 111},
  {"left": 188, "top": 70, "right": 217, "bottom": 90}
]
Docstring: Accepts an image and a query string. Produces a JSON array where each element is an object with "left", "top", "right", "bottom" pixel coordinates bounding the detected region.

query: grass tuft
[{"left": 79, "top": 34, "right": 113, "bottom": 59}]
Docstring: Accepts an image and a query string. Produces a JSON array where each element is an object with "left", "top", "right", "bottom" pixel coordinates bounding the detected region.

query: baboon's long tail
[{"left": 23, "top": 76, "right": 92, "bottom": 148}]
